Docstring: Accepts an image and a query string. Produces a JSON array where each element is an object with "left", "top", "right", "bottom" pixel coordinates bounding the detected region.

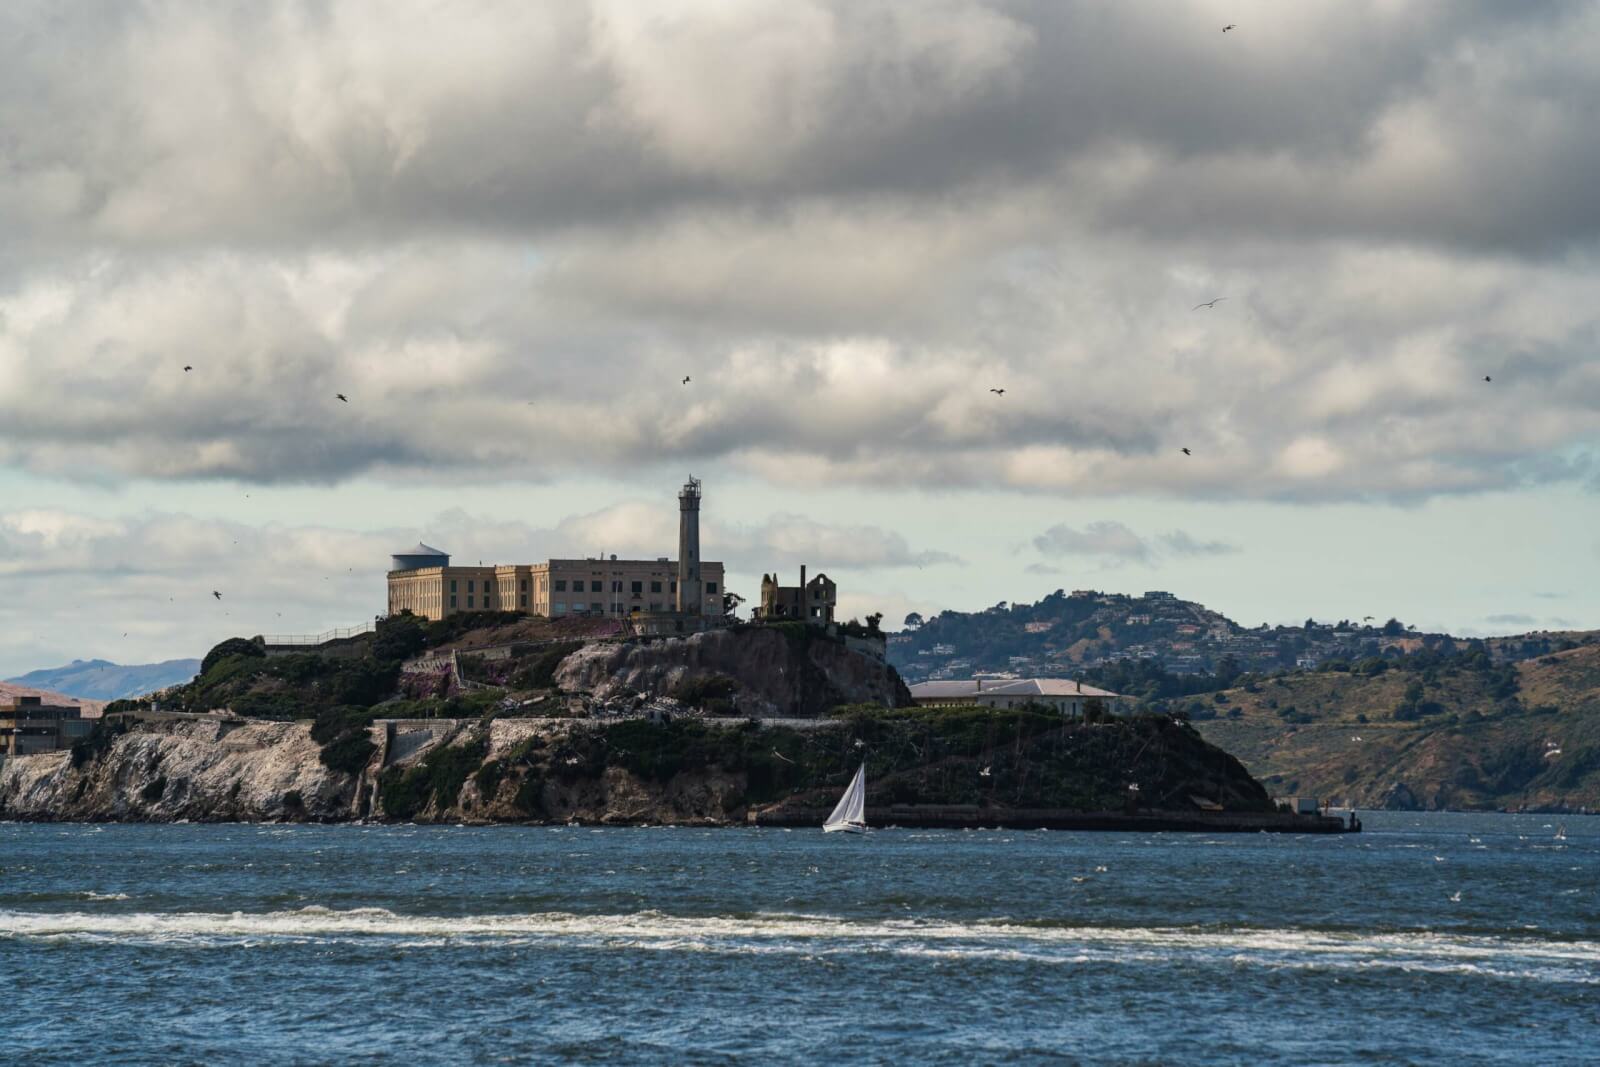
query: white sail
[{"left": 824, "top": 763, "right": 867, "bottom": 833}]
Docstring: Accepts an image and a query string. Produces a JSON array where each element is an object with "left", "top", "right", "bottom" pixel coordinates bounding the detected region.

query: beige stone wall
[{"left": 388, "top": 559, "right": 724, "bottom": 622}]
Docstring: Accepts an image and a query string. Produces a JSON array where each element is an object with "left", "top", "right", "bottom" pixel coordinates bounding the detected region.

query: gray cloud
[
  {"left": 1032, "top": 521, "right": 1238, "bottom": 566},
  {"left": 4, "top": 2, "right": 1600, "bottom": 499},
  {"left": 1033, "top": 521, "right": 1151, "bottom": 563},
  {"left": 1160, "top": 530, "right": 1239, "bottom": 557},
  {"left": 1484, "top": 613, "right": 1537, "bottom": 626}
]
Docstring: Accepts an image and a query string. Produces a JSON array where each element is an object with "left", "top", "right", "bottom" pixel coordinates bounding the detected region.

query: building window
[
  {"left": 520, "top": 594, "right": 528, "bottom": 608},
  {"left": 591, "top": 602, "right": 602, "bottom": 613},
  {"left": 706, "top": 582, "right": 718, "bottom": 594},
  {"left": 554, "top": 580, "right": 566, "bottom": 592},
  {"left": 450, "top": 580, "right": 457, "bottom": 593},
  {"left": 554, "top": 602, "right": 565, "bottom": 614},
  {"left": 611, "top": 580, "right": 622, "bottom": 593},
  {"left": 650, "top": 581, "right": 662, "bottom": 593},
  {"left": 467, "top": 596, "right": 474, "bottom": 608},
  {"left": 520, "top": 579, "right": 528, "bottom": 592},
  {"left": 670, "top": 582, "right": 677, "bottom": 594},
  {"left": 450, "top": 595, "right": 457, "bottom": 609},
  {"left": 590, "top": 580, "right": 602, "bottom": 593},
  {"left": 631, "top": 581, "right": 643, "bottom": 594},
  {"left": 649, "top": 602, "right": 661, "bottom": 612}
]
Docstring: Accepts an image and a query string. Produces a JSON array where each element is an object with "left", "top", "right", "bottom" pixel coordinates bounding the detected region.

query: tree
[
  {"left": 722, "top": 590, "right": 746, "bottom": 620},
  {"left": 1382, "top": 618, "right": 1406, "bottom": 637},
  {"left": 372, "top": 612, "right": 427, "bottom": 663},
  {"left": 903, "top": 612, "right": 924, "bottom": 630},
  {"left": 201, "top": 637, "right": 265, "bottom": 676},
  {"left": 865, "top": 612, "right": 884, "bottom": 635}
]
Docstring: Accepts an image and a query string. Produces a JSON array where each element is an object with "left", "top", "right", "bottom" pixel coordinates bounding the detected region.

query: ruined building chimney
[{"left": 677, "top": 477, "right": 702, "bottom": 615}]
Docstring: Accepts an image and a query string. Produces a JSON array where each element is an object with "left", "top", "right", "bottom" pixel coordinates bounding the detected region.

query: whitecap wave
[{"left": 2, "top": 908, "right": 1594, "bottom": 983}]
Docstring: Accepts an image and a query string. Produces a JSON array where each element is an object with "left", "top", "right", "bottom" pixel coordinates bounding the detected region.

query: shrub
[
  {"left": 71, "top": 719, "right": 129, "bottom": 769},
  {"left": 319, "top": 731, "right": 377, "bottom": 775},
  {"left": 379, "top": 736, "right": 489, "bottom": 819},
  {"left": 669, "top": 673, "right": 739, "bottom": 713},
  {"left": 201, "top": 637, "right": 265, "bottom": 676},
  {"left": 511, "top": 642, "right": 586, "bottom": 690},
  {"left": 475, "top": 759, "right": 504, "bottom": 800},
  {"left": 513, "top": 772, "right": 545, "bottom": 816}
]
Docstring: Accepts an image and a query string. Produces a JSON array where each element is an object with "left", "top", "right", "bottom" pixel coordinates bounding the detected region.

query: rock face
[
  {"left": 0, "top": 720, "right": 357, "bottom": 822},
  {"left": 0, "top": 709, "right": 1275, "bottom": 826},
  {"left": 555, "top": 626, "right": 911, "bottom": 716}
]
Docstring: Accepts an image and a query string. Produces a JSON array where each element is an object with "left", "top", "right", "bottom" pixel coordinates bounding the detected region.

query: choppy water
[{"left": 2, "top": 813, "right": 1596, "bottom": 1064}]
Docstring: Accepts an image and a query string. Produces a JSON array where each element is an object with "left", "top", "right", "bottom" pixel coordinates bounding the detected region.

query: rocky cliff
[
  {"left": 555, "top": 624, "right": 913, "bottom": 716},
  {"left": 0, "top": 719, "right": 355, "bottom": 822},
  {"left": 0, "top": 707, "right": 1273, "bottom": 825}
]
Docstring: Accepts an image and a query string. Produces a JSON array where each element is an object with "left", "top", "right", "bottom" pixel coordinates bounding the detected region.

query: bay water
[{"left": 2, "top": 812, "right": 1595, "bottom": 1064}]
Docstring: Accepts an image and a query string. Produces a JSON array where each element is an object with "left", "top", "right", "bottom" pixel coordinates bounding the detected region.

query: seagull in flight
[
  {"left": 681, "top": 376, "right": 691, "bottom": 386},
  {"left": 1483, "top": 375, "right": 1492, "bottom": 383},
  {"left": 1448, "top": 890, "right": 1462, "bottom": 903},
  {"left": 979, "top": 766, "right": 992, "bottom": 778},
  {"left": 1193, "top": 297, "right": 1226, "bottom": 310},
  {"left": 336, "top": 393, "right": 349, "bottom": 403},
  {"left": 1181, "top": 447, "right": 1192, "bottom": 456},
  {"left": 1222, "top": 24, "right": 1236, "bottom": 33},
  {"left": 990, "top": 388, "right": 1005, "bottom": 396},
  {"left": 212, "top": 590, "right": 222, "bottom": 600},
  {"left": 183, "top": 365, "right": 193, "bottom": 372}
]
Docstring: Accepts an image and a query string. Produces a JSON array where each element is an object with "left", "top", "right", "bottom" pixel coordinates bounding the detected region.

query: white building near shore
[{"left": 909, "top": 678, "right": 1124, "bottom": 716}]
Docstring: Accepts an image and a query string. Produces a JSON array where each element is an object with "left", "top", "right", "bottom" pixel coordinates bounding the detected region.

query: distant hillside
[
  {"left": 890, "top": 587, "right": 1595, "bottom": 683},
  {"left": 5, "top": 659, "right": 200, "bottom": 702},
  {"left": 1184, "top": 645, "right": 1600, "bottom": 812}
]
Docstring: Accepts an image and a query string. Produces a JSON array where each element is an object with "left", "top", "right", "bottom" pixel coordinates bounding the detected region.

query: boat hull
[{"left": 823, "top": 822, "right": 867, "bottom": 834}]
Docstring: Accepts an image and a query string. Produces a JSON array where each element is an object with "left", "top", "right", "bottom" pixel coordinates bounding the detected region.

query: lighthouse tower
[{"left": 676, "top": 477, "right": 702, "bottom": 616}]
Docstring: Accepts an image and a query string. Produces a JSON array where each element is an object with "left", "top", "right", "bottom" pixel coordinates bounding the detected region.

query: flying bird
[
  {"left": 979, "top": 766, "right": 992, "bottom": 778},
  {"left": 1449, "top": 890, "right": 1462, "bottom": 903},
  {"left": 183, "top": 365, "right": 193, "bottom": 372},
  {"left": 1483, "top": 375, "right": 1492, "bottom": 383},
  {"left": 681, "top": 376, "right": 691, "bottom": 386},
  {"left": 336, "top": 393, "right": 349, "bottom": 402},
  {"left": 990, "top": 388, "right": 1005, "bottom": 396},
  {"left": 1363, "top": 615, "right": 1374, "bottom": 621},
  {"left": 212, "top": 590, "right": 222, "bottom": 600},
  {"left": 1181, "top": 447, "right": 1192, "bottom": 456},
  {"left": 1193, "top": 298, "right": 1226, "bottom": 310},
  {"left": 1222, "top": 24, "right": 1236, "bottom": 33}
]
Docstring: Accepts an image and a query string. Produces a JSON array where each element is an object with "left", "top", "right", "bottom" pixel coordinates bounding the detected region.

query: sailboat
[
  {"left": 824, "top": 763, "right": 868, "bottom": 834},
  {"left": 1555, "top": 823, "right": 1568, "bottom": 841}
]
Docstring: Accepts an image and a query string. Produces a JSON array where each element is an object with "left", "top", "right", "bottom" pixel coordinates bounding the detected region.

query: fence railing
[{"left": 259, "top": 621, "right": 376, "bottom": 647}]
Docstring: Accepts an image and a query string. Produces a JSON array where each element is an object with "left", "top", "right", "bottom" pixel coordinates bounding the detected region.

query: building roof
[
  {"left": 909, "top": 678, "right": 1121, "bottom": 700},
  {"left": 398, "top": 542, "right": 448, "bottom": 557}
]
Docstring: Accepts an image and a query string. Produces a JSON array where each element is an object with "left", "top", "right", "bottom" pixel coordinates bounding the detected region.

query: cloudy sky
[{"left": 3, "top": 0, "right": 1599, "bottom": 676}]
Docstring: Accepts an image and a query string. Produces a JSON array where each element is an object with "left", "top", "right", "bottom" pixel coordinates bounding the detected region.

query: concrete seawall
[{"left": 750, "top": 806, "right": 1355, "bottom": 834}]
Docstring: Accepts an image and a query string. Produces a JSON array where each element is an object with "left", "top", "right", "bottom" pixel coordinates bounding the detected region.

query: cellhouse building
[{"left": 385, "top": 477, "right": 725, "bottom": 629}]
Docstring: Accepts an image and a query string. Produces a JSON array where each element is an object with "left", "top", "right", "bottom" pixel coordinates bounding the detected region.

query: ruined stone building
[{"left": 756, "top": 566, "right": 837, "bottom": 624}]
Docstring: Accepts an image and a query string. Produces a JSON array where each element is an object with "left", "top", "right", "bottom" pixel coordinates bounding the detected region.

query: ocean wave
[{"left": 1, "top": 907, "right": 1596, "bottom": 982}]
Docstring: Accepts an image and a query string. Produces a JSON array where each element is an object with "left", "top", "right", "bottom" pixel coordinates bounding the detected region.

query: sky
[{"left": 2, "top": 1, "right": 1599, "bottom": 677}]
